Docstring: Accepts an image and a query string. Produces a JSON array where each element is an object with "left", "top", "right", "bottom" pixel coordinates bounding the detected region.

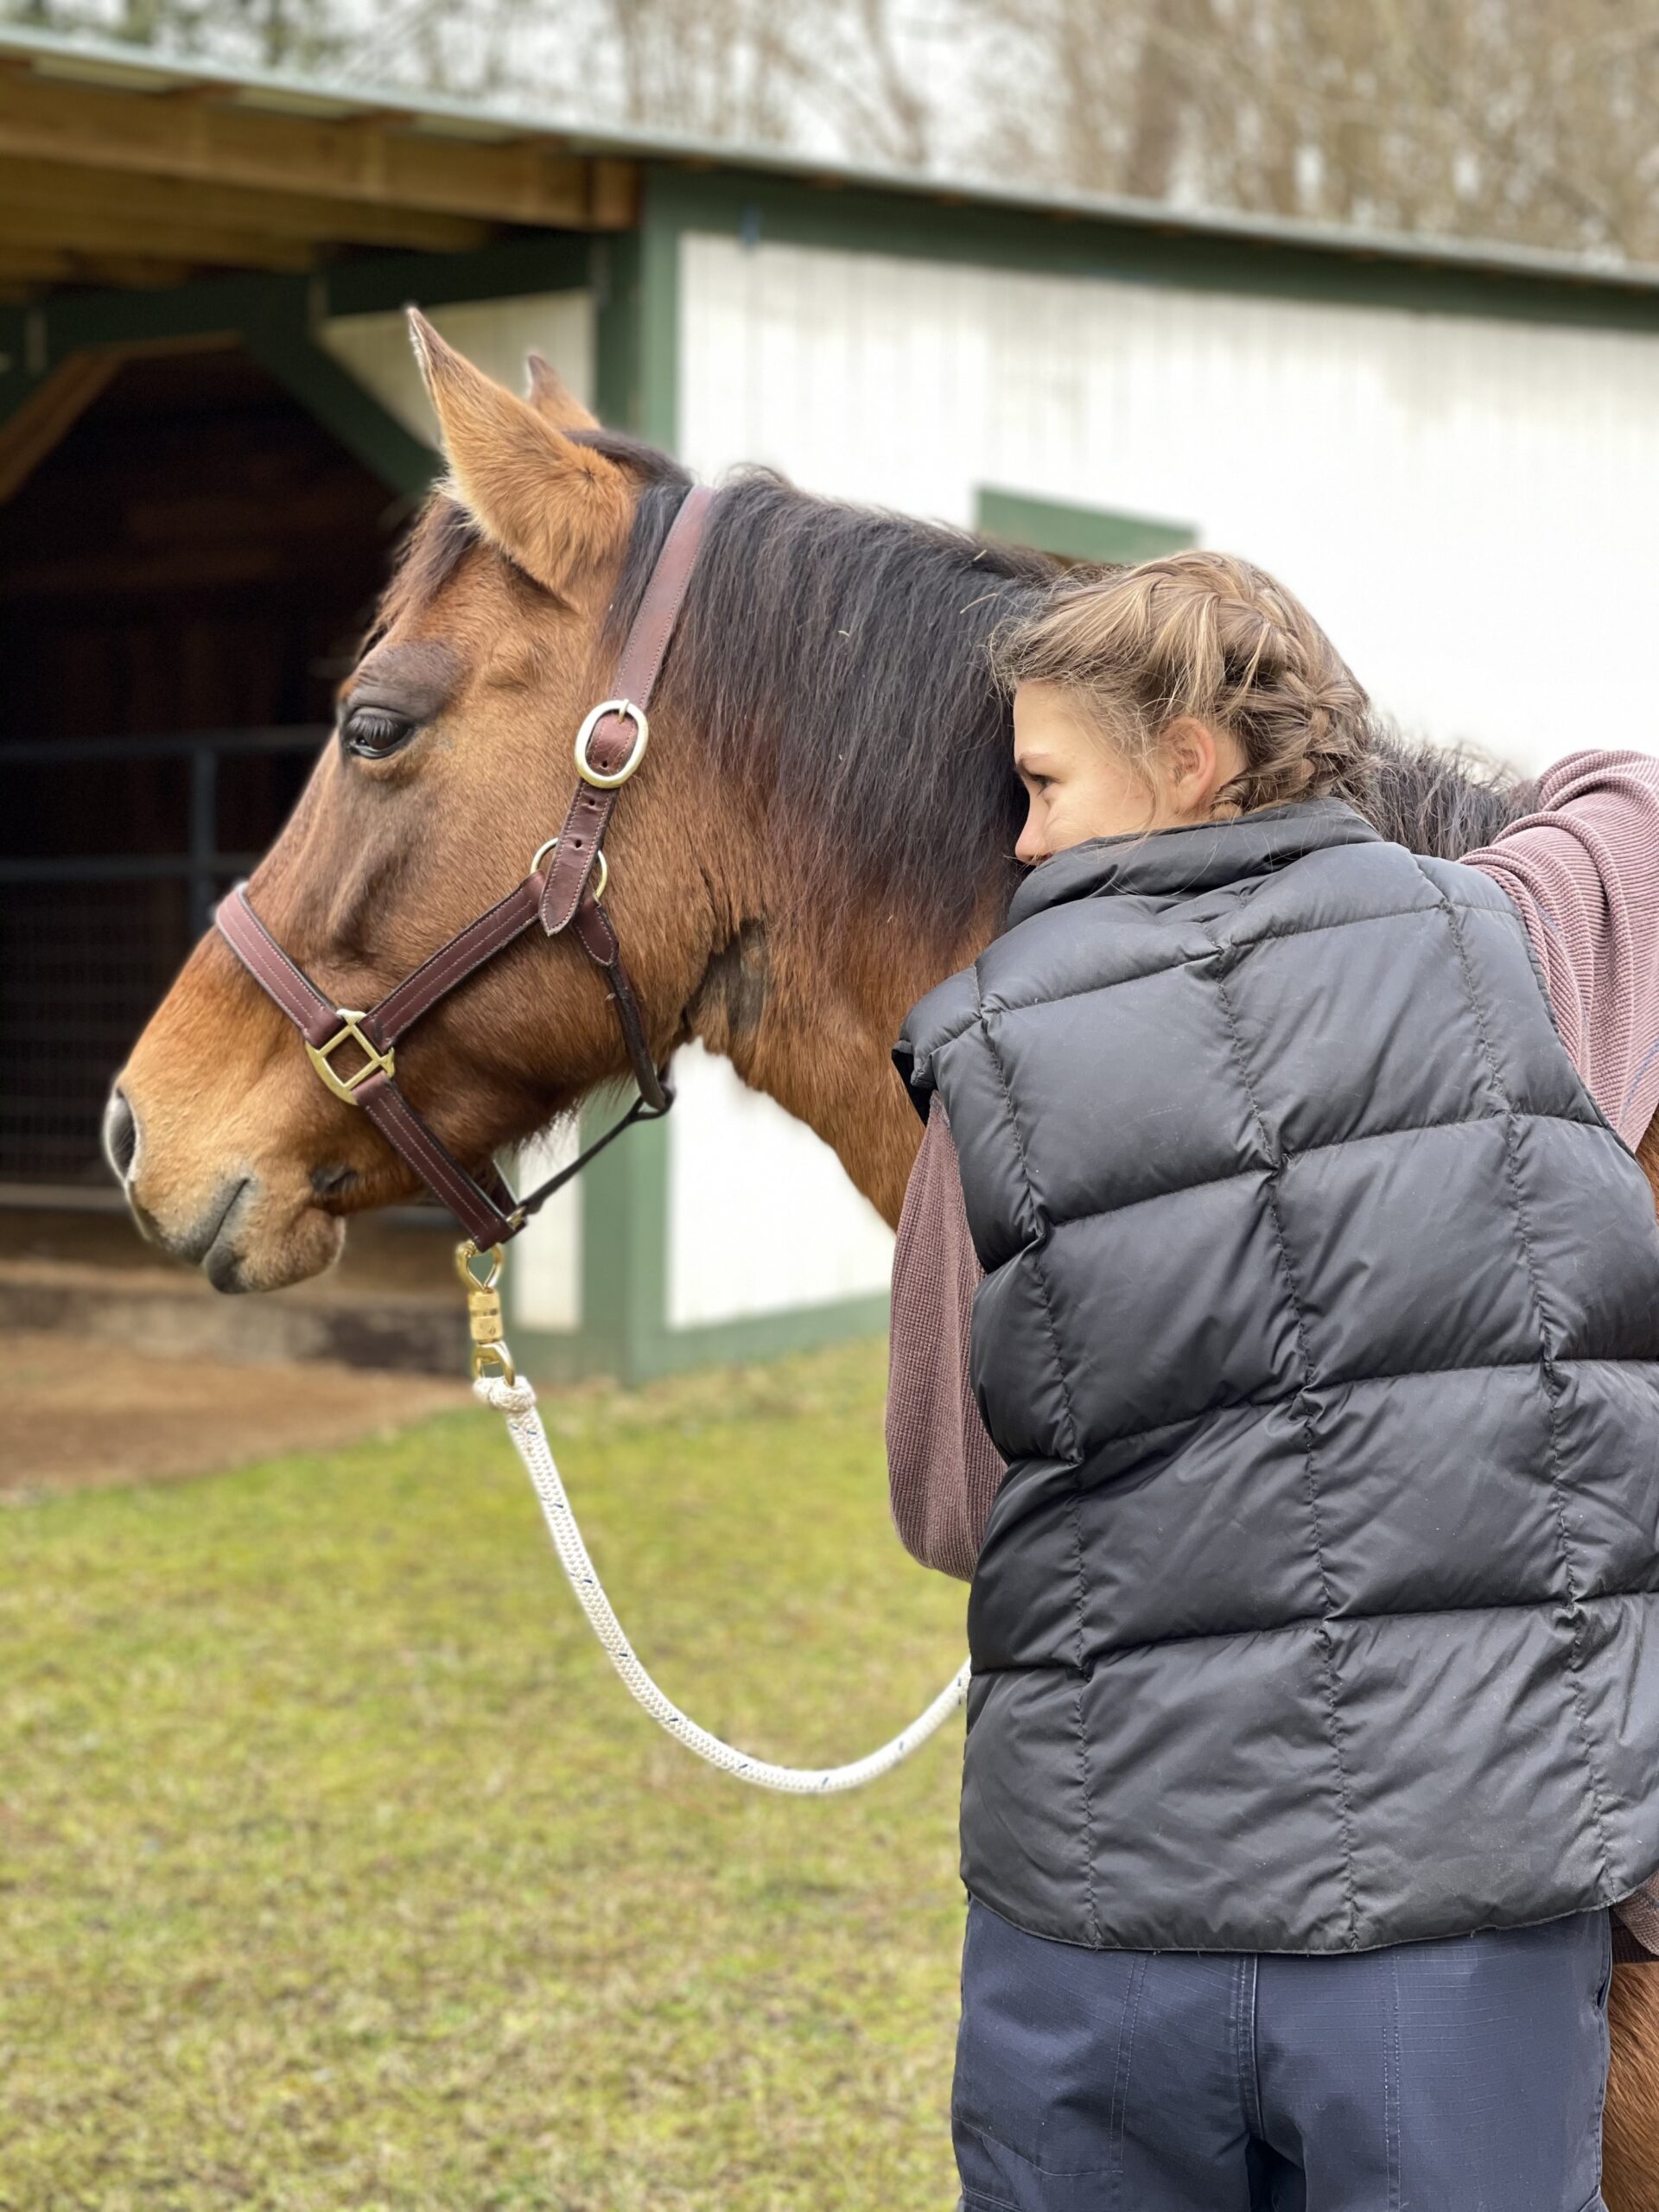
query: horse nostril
[{"left": 103, "top": 1088, "right": 138, "bottom": 1184}]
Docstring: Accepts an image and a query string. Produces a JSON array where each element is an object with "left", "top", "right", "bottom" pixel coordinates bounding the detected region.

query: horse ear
[
  {"left": 406, "top": 308, "right": 628, "bottom": 597},
  {"left": 524, "top": 350, "right": 600, "bottom": 432}
]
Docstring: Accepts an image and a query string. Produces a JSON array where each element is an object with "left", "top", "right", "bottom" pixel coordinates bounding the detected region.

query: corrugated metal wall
[{"left": 680, "top": 232, "right": 1659, "bottom": 777}]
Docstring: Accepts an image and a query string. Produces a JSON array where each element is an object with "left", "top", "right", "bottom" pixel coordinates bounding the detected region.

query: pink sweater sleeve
[
  {"left": 1461, "top": 748, "right": 1659, "bottom": 1151},
  {"left": 885, "top": 1095, "right": 1007, "bottom": 1580}
]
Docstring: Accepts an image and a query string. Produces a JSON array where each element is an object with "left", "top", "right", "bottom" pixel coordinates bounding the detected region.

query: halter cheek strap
[{"left": 214, "top": 481, "right": 719, "bottom": 1253}]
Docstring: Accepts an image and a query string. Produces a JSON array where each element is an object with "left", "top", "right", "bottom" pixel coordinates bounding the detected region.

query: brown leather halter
[{"left": 214, "top": 480, "right": 719, "bottom": 1255}]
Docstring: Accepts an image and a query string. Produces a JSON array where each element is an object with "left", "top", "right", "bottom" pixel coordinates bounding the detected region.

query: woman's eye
[{"left": 341, "top": 707, "right": 415, "bottom": 760}]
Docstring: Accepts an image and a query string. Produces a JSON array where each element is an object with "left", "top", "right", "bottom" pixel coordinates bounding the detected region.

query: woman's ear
[
  {"left": 407, "top": 308, "right": 629, "bottom": 597},
  {"left": 1162, "top": 716, "right": 1243, "bottom": 818}
]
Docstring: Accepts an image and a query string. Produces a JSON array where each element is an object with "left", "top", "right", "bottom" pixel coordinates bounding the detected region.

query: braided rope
[{"left": 477, "top": 1373, "right": 971, "bottom": 1793}]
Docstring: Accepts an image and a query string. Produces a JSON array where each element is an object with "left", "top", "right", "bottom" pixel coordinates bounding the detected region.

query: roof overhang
[{"left": 3, "top": 21, "right": 1659, "bottom": 312}]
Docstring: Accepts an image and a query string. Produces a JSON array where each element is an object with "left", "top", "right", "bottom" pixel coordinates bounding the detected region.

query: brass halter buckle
[
  {"left": 306, "top": 1009, "right": 395, "bottom": 1106},
  {"left": 456, "top": 1240, "right": 516, "bottom": 1384},
  {"left": 573, "top": 698, "right": 648, "bottom": 788}
]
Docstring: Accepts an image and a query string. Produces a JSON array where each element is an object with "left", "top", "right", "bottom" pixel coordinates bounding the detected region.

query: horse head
[{"left": 110, "top": 315, "right": 1046, "bottom": 1290}]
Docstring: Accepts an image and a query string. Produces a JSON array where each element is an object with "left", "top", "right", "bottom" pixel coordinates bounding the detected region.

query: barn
[{"left": 4, "top": 21, "right": 1657, "bottom": 1382}]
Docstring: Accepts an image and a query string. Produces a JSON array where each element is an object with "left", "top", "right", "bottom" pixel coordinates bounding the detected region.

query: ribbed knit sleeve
[
  {"left": 885, "top": 1095, "right": 1006, "bottom": 1580},
  {"left": 1462, "top": 748, "right": 1659, "bottom": 1151}
]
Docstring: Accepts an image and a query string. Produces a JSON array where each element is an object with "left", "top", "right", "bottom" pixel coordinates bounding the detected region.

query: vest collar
[{"left": 1007, "top": 799, "right": 1383, "bottom": 926}]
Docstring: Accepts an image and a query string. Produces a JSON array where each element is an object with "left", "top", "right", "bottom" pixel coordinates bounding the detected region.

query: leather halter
[{"left": 215, "top": 480, "right": 719, "bottom": 1253}]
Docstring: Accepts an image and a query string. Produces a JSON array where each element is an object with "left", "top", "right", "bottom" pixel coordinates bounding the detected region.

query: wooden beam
[
  {"left": 0, "top": 347, "right": 121, "bottom": 502},
  {"left": 0, "top": 243, "right": 195, "bottom": 293},
  {"left": 0, "top": 73, "right": 639, "bottom": 229},
  {"left": 0, "top": 154, "right": 496, "bottom": 258},
  {"left": 0, "top": 200, "right": 319, "bottom": 275}
]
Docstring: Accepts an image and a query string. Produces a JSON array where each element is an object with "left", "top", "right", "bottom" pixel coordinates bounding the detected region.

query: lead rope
[{"left": 462, "top": 1244, "right": 971, "bottom": 1793}]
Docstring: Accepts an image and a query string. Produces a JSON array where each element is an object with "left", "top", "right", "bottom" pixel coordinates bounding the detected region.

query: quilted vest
[{"left": 897, "top": 800, "right": 1659, "bottom": 1954}]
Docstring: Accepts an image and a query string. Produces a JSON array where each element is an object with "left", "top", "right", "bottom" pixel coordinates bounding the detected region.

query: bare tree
[{"left": 11, "top": 0, "right": 1659, "bottom": 264}]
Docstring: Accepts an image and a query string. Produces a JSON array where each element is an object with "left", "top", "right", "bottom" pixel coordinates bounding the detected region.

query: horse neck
[{"left": 682, "top": 851, "right": 998, "bottom": 1230}]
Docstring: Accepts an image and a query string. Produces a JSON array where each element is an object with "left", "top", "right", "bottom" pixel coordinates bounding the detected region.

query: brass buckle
[
  {"left": 531, "top": 836, "right": 607, "bottom": 903},
  {"left": 306, "top": 1010, "right": 394, "bottom": 1106},
  {"left": 573, "top": 698, "right": 648, "bottom": 788}
]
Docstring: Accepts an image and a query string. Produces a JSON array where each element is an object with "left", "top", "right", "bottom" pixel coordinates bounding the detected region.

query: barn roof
[{"left": 4, "top": 18, "right": 1659, "bottom": 311}]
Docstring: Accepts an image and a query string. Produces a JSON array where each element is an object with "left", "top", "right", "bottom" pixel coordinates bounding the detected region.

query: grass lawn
[{"left": 1, "top": 1341, "right": 969, "bottom": 2211}]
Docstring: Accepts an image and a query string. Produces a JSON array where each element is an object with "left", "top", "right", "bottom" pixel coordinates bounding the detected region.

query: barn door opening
[{"left": 0, "top": 343, "right": 405, "bottom": 1193}]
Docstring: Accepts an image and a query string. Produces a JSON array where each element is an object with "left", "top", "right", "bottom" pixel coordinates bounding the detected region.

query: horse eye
[{"left": 341, "top": 707, "right": 415, "bottom": 760}]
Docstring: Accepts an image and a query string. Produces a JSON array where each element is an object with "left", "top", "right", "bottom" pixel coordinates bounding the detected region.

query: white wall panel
[
  {"left": 322, "top": 290, "right": 594, "bottom": 447},
  {"left": 679, "top": 232, "right": 1659, "bottom": 777},
  {"left": 665, "top": 1045, "right": 893, "bottom": 1329}
]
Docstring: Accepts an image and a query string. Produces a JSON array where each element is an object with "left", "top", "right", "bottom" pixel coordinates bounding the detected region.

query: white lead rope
[{"left": 476, "top": 1372, "right": 971, "bottom": 1793}]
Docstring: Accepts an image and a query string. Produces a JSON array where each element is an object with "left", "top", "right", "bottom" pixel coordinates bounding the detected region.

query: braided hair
[{"left": 991, "top": 550, "right": 1376, "bottom": 817}]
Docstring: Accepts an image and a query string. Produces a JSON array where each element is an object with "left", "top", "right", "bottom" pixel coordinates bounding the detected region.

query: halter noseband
[{"left": 214, "top": 481, "right": 719, "bottom": 1259}]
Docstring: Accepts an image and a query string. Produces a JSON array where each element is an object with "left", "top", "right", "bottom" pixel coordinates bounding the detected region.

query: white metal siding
[
  {"left": 666, "top": 1045, "right": 893, "bottom": 1329},
  {"left": 679, "top": 232, "right": 1659, "bottom": 776},
  {"left": 322, "top": 290, "right": 594, "bottom": 447}
]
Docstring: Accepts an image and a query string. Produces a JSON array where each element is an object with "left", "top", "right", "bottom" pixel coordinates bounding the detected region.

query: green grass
[{"left": 0, "top": 1342, "right": 969, "bottom": 2211}]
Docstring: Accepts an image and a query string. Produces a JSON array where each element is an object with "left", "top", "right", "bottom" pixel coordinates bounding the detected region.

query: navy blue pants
[{"left": 953, "top": 1899, "right": 1612, "bottom": 2212}]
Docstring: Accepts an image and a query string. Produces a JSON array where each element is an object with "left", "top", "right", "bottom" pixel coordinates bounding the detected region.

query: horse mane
[
  {"left": 382, "top": 433, "right": 1535, "bottom": 938},
  {"left": 1363, "top": 728, "right": 1537, "bottom": 858},
  {"left": 580, "top": 431, "right": 1057, "bottom": 948}
]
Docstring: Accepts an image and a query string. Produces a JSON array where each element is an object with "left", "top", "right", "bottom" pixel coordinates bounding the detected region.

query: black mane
[{"left": 1363, "top": 727, "right": 1537, "bottom": 857}]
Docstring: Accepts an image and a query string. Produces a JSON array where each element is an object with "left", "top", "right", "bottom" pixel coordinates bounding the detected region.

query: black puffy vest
[{"left": 897, "top": 801, "right": 1659, "bottom": 1955}]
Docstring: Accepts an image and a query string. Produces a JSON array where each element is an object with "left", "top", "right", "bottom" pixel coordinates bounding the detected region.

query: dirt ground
[{"left": 3, "top": 1332, "right": 468, "bottom": 1497}]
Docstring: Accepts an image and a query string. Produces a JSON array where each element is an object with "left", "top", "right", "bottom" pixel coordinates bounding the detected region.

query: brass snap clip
[{"left": 456, "top": 1240, "right": 516, "bottom": 1384}]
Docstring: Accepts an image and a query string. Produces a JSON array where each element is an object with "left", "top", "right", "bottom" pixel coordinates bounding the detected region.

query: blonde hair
[{"left": 993, "top": 550, "right": 1375, "bottom": 816}]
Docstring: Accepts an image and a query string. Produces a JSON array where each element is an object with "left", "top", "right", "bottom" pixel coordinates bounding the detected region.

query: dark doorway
[{"left": 0, "top": 345, "right": 405, "bottom": 1185}]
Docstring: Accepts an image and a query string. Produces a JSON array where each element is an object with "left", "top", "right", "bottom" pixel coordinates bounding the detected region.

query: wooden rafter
[
  {"left": 0, "top": 200, "right": 319, "bottom": 276},
  {"left": 0, "top": 155, "right": 496, "bottom": 260},
  {"left": 0, "top": 72, "right": 639, "bottom": 231},
  {"left": 0, "top": 348, "right": 122, "bottom": 503},
  {"left": 0, "top": 244, "right": 195, "bottom": 298}
]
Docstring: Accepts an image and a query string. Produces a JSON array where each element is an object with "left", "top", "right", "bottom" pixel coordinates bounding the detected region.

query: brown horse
[{"left": 111, "top": 317, "right": 1659, "bottom": 2204}]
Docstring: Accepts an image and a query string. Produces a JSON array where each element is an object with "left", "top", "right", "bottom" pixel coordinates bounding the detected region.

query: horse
[{"left": 110, "top": 315, "right": 1659, "bottom": 2205}]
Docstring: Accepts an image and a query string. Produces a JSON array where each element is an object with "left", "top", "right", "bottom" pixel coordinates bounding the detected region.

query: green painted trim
[
  {"left": 648, "top": 165, "right": 1659, "bottom": 338},
  {"left": 512, "top": 1289, "right": 890, "bottom": 1389},
  {"left": 589, "top": 192, "right": 680, "bottom": 444},
  {"left": 591, "top": 231, "right": 644, "bottom": 432},
  {"left": 977, "top": 486, "right": 1194, "bottom": 564},
  {"left": 636, "top": 181, "right": 683, "bottom": 449},
  {"left": 0, "top": 241, "right": 593, "bottom": 486},
  {"left": 323, "top": 235, "right": 591, "bottom": 319},
  {"left": 242, "top": 295, "right": 435, "bottom": 496},
  {"left": 574, "top": 1096, "right": 671, "bottom": 1387},
  {"left": 564, "top": 200, "right": 686, "bottom": 1387}
]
